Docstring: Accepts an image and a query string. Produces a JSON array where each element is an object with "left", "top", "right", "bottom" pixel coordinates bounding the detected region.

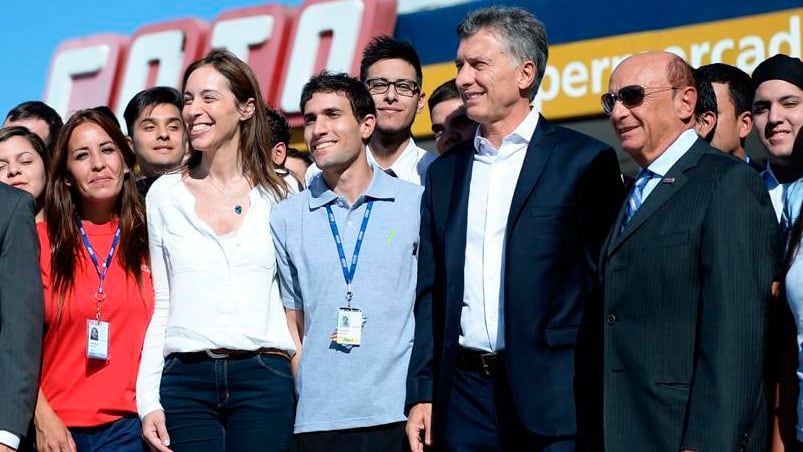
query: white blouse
[{"left": 136, "top": 172, "right": 296, "bottom": 418}]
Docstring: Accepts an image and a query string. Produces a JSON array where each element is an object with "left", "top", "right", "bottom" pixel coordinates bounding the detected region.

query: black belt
[
  {"left": 456, "top": 348, "right": 505, "bottom": 378},
  {"left": 171, "top": 348, "right": 291, "bottom": 361}
]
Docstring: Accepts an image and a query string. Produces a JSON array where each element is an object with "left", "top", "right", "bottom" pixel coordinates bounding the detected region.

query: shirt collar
[
  {"left": 762, "top": 164, "right": 780, "bottom": 190},
  {"left": 366, "top": 137, "right": 419, "bottom": 172},
  {"left": 473, "top": 107, "right": 540, "bottom": 156},
  {"left": 645, "top": 129, "right": 698, "bottom": 177},
  {"left": 307, "top": 165, "right": 396, "bottom": 210}
]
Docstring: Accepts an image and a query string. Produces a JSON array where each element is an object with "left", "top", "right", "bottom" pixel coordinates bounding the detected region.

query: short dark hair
[
  {"left": 123, "top": 86, "right": 183, "bottom": 136},
  {"left": 300, "top": 72, "right": 376, "bottom": 121},
  {"left": 696, "top": 63, "right": 753, "bottom": 116},
  {"left": 359, "top": 36, "right": 423, "bottom": 84},
  {"left": 428, "top": 79, "right": 462, "bottom": 113},
  {"left": 265, "top": 105, "right": 290, "bottom": 148},
  {"left": 4, "top": 101, "right": 63, "bottom": 150},
  {"left": 693, "top": 67, "right": 717, "bottom": 119}
]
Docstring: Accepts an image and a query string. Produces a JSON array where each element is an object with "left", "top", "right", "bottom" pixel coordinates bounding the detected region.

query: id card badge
[
  {"left": 86, "top": 319, "right": 109, "bottom": 360},
  {"left": 336, "top": 307, "right": 363, "bottom": 346}
]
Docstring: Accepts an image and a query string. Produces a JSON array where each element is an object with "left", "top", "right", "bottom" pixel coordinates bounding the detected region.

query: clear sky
[{"left": 0, "top": 0, "right": 300, "bottom": 115}]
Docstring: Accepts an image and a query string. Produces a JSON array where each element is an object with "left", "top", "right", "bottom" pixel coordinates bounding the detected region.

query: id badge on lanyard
[
  {"left": 326, "top": 202, "right": 372, "bottom": 346},
  {"left": 77, "top": 218, "right": 120, "bottom": 361}
]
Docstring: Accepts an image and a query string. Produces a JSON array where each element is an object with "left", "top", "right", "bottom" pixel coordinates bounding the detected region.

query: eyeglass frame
[
  {"left": 365, "top": 77, "right": 421, "bottom": 97},
  {"left": 600, "top": 85, "right": 678, "bottom": 115}
]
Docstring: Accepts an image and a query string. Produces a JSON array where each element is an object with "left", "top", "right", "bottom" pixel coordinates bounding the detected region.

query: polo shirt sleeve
[{"left": 270, "top": 207, "right": 303, "bottom": 311}]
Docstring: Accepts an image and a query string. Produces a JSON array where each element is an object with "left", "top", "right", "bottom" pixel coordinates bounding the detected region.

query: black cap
[{"left": 751, "top": 54, "right": 803, "bottom": 93}]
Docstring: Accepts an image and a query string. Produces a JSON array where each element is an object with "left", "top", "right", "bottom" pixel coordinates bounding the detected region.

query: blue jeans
[
  {"left": 160, "top": 352, "right": 295, "bottom": 452},
  {"left": 69, "top": 416, "right": 145, "bottom": 451}
]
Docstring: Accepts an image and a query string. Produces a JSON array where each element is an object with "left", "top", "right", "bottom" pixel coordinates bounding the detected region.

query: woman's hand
[
  {"left": 34, "top": 397, "right": 76, "bottom": 452},
  {"left": 141, "top": 410, "right": 172, "bottom": 452}
]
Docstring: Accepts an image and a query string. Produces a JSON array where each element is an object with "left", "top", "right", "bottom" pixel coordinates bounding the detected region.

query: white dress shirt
[
  {"left": 366, "top": 138, "right": 437, "bottom": 185},
  {"left": 305, "top": 138, "right": 437, "bottom": 186},
  {"left": 136, "top": 173, "right": 296, "bottom": 418},
  {"left": 460, "top": 108, "right": 539, "bottom": 353},
  {"left": 0, "top": 431, "right": 19, "bottom": 449},
  {"left": 763, "top": 165, "right": 784, "bottom": 222}
]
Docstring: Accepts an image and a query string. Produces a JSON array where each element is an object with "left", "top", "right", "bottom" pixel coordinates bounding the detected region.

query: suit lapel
[
  {"left": 607, "top": 139, "right": 708, "bottom": 256},
  {"left": 507, "top": 115, "right": 555, "bottom": 232}
]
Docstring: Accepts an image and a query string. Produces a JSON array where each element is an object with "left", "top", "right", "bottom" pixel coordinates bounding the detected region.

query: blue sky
[{"left": 0, "top": 0, "right": 301, "bottom": 115}]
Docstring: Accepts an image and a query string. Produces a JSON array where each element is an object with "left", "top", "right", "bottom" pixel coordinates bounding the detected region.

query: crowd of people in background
[{"left": 2, "top": 4, "right": 803, "bottom": 452}]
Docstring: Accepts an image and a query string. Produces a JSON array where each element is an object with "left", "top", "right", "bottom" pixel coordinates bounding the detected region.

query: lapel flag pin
[{"left": 661, "top": 177, "right": 675, "bottom": 184}]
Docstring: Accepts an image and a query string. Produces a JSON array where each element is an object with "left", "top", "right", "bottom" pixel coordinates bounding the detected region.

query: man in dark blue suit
[{"left": 404, "top": 6, "right": 624, "bottom": 451}]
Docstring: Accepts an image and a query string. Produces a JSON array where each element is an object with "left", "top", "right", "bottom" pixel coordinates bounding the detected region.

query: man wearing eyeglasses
[
  {"left": 405, "top": 6, "right": 624, "bottom": 451},
  {"left": 304, "top": 36, "right": 436, "bottom": 186},
  {"left": 359, "top": 36, "right": 436, "bottom": 184},
  {"left": 575, "top": 51, "right": 776, "bottom": 452}
]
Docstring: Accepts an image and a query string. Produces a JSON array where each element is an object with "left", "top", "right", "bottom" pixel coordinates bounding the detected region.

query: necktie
[
  {"left": 622, "top": 169, "right": 653, "bottom": 230},
  {"left": 384, "top": 168, "right": 397, "bottom": 178}
]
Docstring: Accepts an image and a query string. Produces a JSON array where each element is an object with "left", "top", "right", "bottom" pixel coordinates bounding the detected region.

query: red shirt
[{"left": 37, "top": 220, "right": 154, "bottom": 427}]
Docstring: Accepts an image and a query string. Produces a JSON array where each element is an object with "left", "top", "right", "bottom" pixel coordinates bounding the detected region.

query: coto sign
[{"left": 44, "top": 0, "right": 398, "bottom": 128}]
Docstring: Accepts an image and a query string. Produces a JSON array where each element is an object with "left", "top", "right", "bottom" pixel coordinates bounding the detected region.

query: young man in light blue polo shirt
[{"left": 270, "top": 72, "right": 423, "bottom": 452}]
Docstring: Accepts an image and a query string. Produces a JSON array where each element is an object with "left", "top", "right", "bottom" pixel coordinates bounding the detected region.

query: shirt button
[{"left": 606, "top": 314, "right": 617, "bottom": 325}]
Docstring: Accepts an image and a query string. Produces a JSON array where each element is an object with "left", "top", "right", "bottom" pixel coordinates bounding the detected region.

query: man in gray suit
[
  {"left": 576, "top": 51, "right": 777, "bottom": 451},
  {"left": 0, "top": 184, "right": 44, "bottom": 451}
]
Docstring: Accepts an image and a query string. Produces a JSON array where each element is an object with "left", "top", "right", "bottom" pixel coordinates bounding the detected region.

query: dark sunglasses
[{"left": 600, "top": 85, "right": 677, "bottom": 115}]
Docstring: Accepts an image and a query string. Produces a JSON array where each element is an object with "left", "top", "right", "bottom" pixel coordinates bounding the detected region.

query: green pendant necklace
[{"left": 207, "top": 175, "right": 246, "bottom": 215}]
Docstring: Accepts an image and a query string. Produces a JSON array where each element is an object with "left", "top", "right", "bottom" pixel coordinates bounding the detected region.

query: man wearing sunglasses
[
  {"left": 576, "top": 51, "right": 776, "bottom": 452},
  {"left": 405, "top": 6, "right": 625, "bottom": 451}
]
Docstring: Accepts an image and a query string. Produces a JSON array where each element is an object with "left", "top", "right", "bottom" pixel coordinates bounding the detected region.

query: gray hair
[{"left": 457, "top": 6, "right": 548, "bottom": 98}]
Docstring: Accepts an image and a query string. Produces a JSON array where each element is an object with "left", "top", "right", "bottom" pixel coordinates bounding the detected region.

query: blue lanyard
[
  {"left": 76, "top": 217, "right": 121, "bottom": 297},
  {"left": 325, "top": 200, "right": 373, "bottom": 307}
]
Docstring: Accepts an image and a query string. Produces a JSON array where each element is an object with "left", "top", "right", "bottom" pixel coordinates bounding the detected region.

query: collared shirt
[
  {"left": 272, "top": 167, "right": 423, "bottom": 433},
  {"left": 460, "top": 107, "right": 540, "bottom": 353},
  {"left": 639, "top": 129, "right": 698, "bottom": 202},
  {"left": 763, "top": 165, "right": 785, "bottom": 222},
  {"left": 305, "top": 138, "right": 437, "bottom": 186},
  {"left": 137, "top": 173, "right": 296, "bottom": 418},
  {"left": 366, "top": 138, "right": 438, "bottom": 185},
  {"left": 763, "top": 164, "right": 803, "bottom": 225},
  {"left": 0, "top": 431, "right": 18, "bottom": 449}
]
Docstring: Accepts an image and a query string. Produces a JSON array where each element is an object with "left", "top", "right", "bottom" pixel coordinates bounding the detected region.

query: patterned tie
[{"left": 622, "top": 169, "right": 654, "bottom": 230}]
